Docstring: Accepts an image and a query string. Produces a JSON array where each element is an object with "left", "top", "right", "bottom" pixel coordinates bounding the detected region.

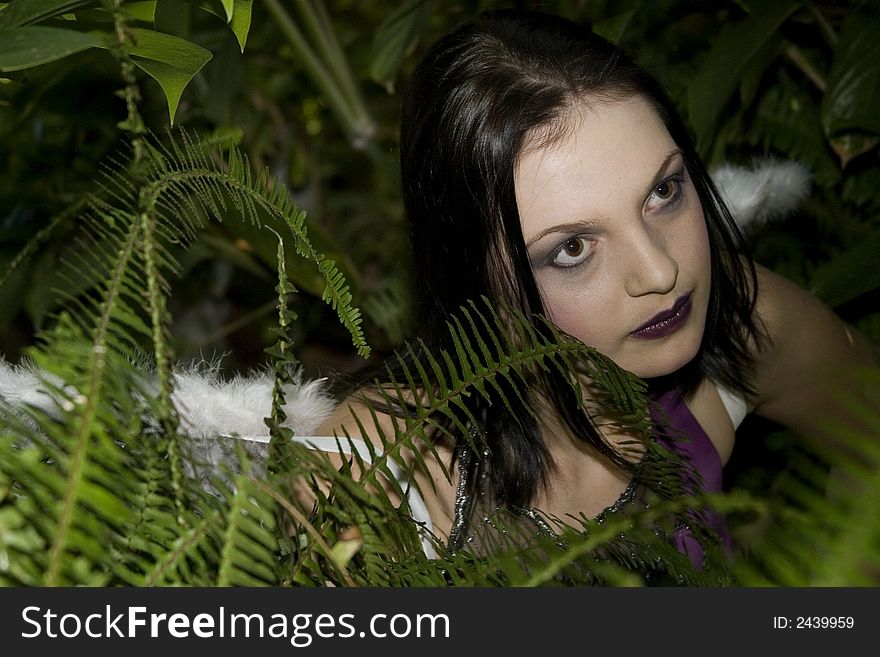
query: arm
[
  {"left": 748, "top": 264, "right": 880, "bottom": 453},
  {"left": 289, "top": 397, "right": 412, "bottom": 515},
  {"left": 296, "top": 394, "right": 454, "bottom": 554}
]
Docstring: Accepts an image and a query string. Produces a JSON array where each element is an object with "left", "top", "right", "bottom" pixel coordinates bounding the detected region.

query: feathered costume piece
[{"left": 710, "top": 159, "right": 810, "bottom": 228}]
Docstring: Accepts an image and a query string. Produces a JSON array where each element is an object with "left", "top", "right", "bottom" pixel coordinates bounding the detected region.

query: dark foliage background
[{"left": 0, "top": 0, "right": 878, "bottom": 584}]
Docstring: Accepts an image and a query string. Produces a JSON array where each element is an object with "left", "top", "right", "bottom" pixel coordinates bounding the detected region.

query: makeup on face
[
  {"left": 630, "top": 292, "right": 693, "bottom": 340},
  {"left": 525, "top": 151, "right": 687, "bottom": 273},
  {"left": 515, "top": 96, "right": 712, "bottom": 379}
]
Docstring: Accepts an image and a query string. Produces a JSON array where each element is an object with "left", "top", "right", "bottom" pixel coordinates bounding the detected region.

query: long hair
[{"left": 356, "top": 9, "right": 761, "bottom": 508}]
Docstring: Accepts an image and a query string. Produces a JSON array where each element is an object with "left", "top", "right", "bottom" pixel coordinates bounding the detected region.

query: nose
[{"left": 623, "top": 226, "right": 679, "bottom": 297}]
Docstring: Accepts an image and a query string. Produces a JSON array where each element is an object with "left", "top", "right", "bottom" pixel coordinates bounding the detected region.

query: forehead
[{"left": 515, "top": 96, "right": 677, "bottom": 240}]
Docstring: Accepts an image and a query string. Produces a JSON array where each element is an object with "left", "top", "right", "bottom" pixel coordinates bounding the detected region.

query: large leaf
[
  {"left": 218, "top": 0, "right": 234, "bottom": 22},
  {"left": 121, "top": 1, "right": 157, "bottom": 22},
  {"left": 0, "top": 22, "right": 211, "bottom": 122},
  {"left": 738, "top": 35, "right": 785, "bottom": 108},
  {"left": 369, "top": 0, "right": 436, "bottom": 92},
  {"left": 229, "top": 0, "right": 252, "bottom": 52},
  {"left": 0, "top": 0, "right": 88, "bottom": 29},
  {"left": 686, "top": 0, "right": 800, "bottom": 152},
  {"left": 123, "top": 27, "right": 212, "bottom": 124},
  {"left": 0, "top": 25, "right": 103, "bottom": 71},
  {"left": 159, "top": 0, "right": 251, "bottom": 52},
  {"left": 821, "top": 8, "right": 880, "bottom": 137},
  {"left": 809, "top": 228, "right": 880, "bottom": 308},
  {"left": 747, "top": 71, "right": 841, "bottom": 187}
]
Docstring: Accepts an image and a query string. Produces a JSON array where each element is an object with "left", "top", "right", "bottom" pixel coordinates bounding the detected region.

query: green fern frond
[
  {"left": 0, "top": 119, "right": 379, "bottom": 587},
  {"left": 135, "top": 129, "right": 369, "bottom": 357},
  {"left": 362, "top": 279, "right": 413, "bottom": 344},
  {"left": 732, "top": 369, "right": 880, "bottom": 586},
  {"left": 351, "top": 298, "right": 649, "bottom": 484},
  {"left": 216, "top": 466, "right": 279, "bottom": 586},
  {"left": 0, "top": 345, "right": 158, "bottom": 585},
  {"left": 277, "top": 298, "right": 744, "bottom": 586}
]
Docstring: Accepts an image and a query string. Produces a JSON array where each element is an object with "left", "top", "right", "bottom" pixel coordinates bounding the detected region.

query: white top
[{"left": 715, "top": 383, "right": 749, "bottom": 429}]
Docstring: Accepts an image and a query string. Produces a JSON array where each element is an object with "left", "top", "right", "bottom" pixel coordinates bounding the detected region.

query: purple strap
[{"left": 650, "top": 389, "right": 731, "bottom": 569}]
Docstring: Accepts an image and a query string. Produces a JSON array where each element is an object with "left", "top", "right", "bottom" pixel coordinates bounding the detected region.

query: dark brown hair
[{"left": 374, "top": 9, "right": 761, "bottom": 507}]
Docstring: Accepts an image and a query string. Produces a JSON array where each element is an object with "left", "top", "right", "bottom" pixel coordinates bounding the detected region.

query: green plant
[
  {"left": 0, "top": 0, "right": 878, "bottom": 588},
  {"left": 0, "top": 0, "right": 374, "bottom": 586}
]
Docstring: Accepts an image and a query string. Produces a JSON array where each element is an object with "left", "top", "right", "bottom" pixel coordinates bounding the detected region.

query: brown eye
[
  {"left": 655, "top": 181, "right": 673, "bottom": 199},
  {"left": 564, "top": 239, "right": 583, "bottom": 257},
  {"left": 645, "top": 176, "right": 683, "bottom": 213},
  {"left": 551, "top": 237, "right": 593, "bottom": 268}
]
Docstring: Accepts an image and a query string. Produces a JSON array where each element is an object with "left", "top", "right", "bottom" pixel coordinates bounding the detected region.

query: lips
[{"left": 630, "top": 293, "right": 693, "bottom": 340}]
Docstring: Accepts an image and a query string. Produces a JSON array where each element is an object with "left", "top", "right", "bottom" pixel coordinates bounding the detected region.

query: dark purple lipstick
[{"left": 630, "top": 293, "right": 692, "bottom": 340}]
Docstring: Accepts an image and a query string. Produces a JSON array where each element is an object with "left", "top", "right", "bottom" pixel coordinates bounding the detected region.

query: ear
[{"left": 710, "top": 159, "right": 811, "bottom": 229}]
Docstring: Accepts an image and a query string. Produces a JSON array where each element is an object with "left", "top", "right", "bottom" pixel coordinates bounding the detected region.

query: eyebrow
[{"left": 524, "top": 147, "right": 685, "bottom": 249}]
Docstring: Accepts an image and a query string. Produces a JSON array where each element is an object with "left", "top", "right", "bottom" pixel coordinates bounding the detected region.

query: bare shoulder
[
  {"left": 751, "top": 263, "right": 875, "bottom": 369},
  {"left": 752, "top": 264, "right": 832, "bottom": 334},
  {"left": 748, "top": 263, "right": 879, "bottom": 438}
]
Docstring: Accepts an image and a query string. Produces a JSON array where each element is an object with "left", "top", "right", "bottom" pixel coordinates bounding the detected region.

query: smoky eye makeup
[
  {"left": 653, "top": 173, "right": 684, "bottom": 205},
  {"left": 526, "top": 219, "right": 600, "bottom": 265},
  {"left": 549, "top": 236, "right": 594, "bottom": 268},
  {"left": 529, "top": 233, "right": 596, "bottom": 270},
  {"left": 526, "top": 151, "right": 689, "bottom": 267},
  {"left": 528, "top": 241, "right": 559, "bottom": 268},
  {"left": 645, "top": 160, "right": 688, "bottom": 213}
]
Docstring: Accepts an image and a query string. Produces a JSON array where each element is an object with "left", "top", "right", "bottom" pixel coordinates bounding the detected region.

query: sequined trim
[
  {"left": 447, "top": 443, "right": 474, "bottom": 552},
  {"left": 448, "top": 437, "right": 640, "bottom": 552}
]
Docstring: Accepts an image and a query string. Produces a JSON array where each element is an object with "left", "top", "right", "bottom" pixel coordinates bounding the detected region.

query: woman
[{"left": 309, "top": 9, "right": 878, "bottom": 572}]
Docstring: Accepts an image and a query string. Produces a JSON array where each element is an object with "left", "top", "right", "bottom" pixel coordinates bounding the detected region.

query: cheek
[
  {"left": 673, "top": 200, "right": 711, "bottom": 279},
  {"left": 693, "top": 212, "right": 712, "bottom": 280},
  {"left": 533, "top": 274, "right": 616, "bottom": 349}
]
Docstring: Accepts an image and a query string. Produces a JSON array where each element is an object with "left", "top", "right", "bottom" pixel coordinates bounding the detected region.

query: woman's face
[{"left": 515, "top": 96, "right": 711, "bottom": 379}]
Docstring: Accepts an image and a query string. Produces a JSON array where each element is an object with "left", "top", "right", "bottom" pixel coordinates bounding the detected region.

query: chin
[
  {"left": 629, "top": 356, "right": 694, "bottom": 380},
  {"left": 622, "top": 333, "right": 704, "bottom": 380}
]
